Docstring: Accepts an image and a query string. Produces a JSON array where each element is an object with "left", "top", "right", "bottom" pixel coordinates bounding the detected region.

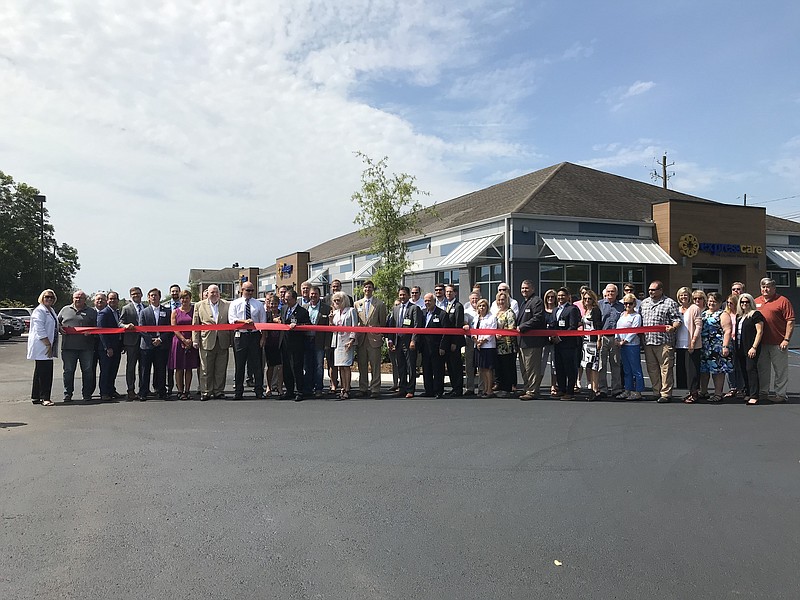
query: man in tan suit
[
  {"left": 354, "top": 280, "right": 387, "bottom": 397},
  {"left": 192, "top": 285, "right": 232, "bottom": 400}
]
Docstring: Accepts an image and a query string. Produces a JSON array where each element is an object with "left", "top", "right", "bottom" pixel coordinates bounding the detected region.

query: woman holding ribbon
[
  {"left": 330, "top": 291, "right": 357, "bottom": 400},
  {"left": 27, "top": 289, "right": 60, "bottom": 406},
  {"left": 169, "top": 289, "right": 199, "bottom": 400}
]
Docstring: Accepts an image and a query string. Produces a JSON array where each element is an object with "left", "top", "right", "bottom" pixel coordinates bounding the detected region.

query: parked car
[
  {"left": 0, "top": 307, "right": 33, "bottom": 332},
  {"left": 0, "top": 312, "right": 25, "bottom": 336},
  {"left": 1, "top": 315, "right": 13, "bottom": 340}
]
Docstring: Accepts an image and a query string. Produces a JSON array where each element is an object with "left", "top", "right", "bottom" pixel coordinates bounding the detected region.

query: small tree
[{"left": 351, "top": 152, "right": 432, "bottom": 305}]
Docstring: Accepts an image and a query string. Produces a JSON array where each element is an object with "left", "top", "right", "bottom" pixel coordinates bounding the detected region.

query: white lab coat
[{"left": 26, "top": 304, "right": 59, "bottom": 360}]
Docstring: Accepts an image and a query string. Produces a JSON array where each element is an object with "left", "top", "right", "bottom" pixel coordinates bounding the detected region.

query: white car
[{"left": 0, "top": 307, "right": 33, "bottom": 332}]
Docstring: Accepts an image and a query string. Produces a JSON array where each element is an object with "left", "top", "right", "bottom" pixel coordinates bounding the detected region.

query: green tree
[
  {"left": 0, "top": 170, "right": 80, "bottom": 307},
  {"left": 351, "top": 152, "right": 432, "bottom": 305}
]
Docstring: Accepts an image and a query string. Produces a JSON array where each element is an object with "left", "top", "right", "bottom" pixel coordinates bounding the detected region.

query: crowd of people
[{"left": 26, "top": 276, "right": 794, "bottom": 407}]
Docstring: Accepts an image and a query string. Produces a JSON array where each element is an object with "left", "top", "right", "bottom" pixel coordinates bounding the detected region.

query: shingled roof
[{"left": 306, "top": 162, "right": 800, "bottom": 261}]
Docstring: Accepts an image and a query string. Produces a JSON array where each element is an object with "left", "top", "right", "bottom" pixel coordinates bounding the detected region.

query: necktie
[
  {"left": 399, "top": 304, "right": 405, "bottom": 325},
  {"left": 245, "top": 300, "right": 251, "bottom": 320},
  {"left": 365, "top": 299, "right": 371, "bottom": 317},
  {"left": 136, "top": 303, "right": 143, "bottom": 316}
]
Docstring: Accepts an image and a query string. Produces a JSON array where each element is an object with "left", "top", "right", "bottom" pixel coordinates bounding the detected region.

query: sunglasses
[
  {"left": 739, "top": 300, "right": 750, "bottom": 304},
  {"left": 648, "top": 288, "right": 660, "bottom": 293},
  {"left": 623, "top": 302, "right": 634, "bottom": 306},
  {"left": 692, "top": 298, "right": 704, "bottom": 302},
  {"left": 44, "top": 295, "right": 55, "bottom": 299}
]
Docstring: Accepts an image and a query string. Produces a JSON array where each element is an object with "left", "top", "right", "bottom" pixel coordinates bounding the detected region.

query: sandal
[
  {"left": 746, "top": 397, "right": 759, "bottom": 405},
  {"left": 41, "top": 399, "right": 54, "bottom": 406},
  {"left": 722, "top": 390, "right": 738, "bottom": 400},
  {"left": 682, "top": 393, "right": 696, "bottom": 404}
]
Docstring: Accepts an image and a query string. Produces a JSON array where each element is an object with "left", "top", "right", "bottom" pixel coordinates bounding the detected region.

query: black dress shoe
[
  {"left": 656, "top": 396, "right": 672, "bottom": 403},
  {"left": 32, "top": 399, "right": 42, "bottom": 405},
  {"left": 279, "top": 393, "right": 293, "bottom": 400},
  {"left": 435, "top": 394, "right": 443, "bottom": 399},
  {"left": 233, "top": 394, "right": 243, "bottom": 400},
  {"left": 138, "top": 396, "right": 148, "bottom": 401},
  {"left": 294, "top": 394, "right": 303, "bottom": 402},
  {"left": 200, "top": 394, "right": 210, "bottom": 401},
  {"left": 111, "top": 392, "right": 122, "bottom": 399},
  {"left": 214, "top": 393, "right": 226, "bottom": 400}
]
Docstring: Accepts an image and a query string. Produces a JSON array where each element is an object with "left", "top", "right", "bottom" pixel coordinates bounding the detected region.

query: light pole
[{"left": 35, "top": 194, "right": 46, "bottom": 290}]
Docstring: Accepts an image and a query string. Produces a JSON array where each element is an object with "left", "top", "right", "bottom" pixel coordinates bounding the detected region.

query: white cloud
[
  {"left": 601, "top": 80, "right": 656, "bottom": 111},
  {"left": 621, "top": 80, "right": 655, "bottom": 99}
]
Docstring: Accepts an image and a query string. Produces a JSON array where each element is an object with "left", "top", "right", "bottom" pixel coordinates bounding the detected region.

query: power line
[{"left": 749, "top": 193, "right": 800, "bottom": 205}]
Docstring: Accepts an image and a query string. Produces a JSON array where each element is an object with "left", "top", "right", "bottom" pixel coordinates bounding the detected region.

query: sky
[{"left": 2, "top": 0, "right": 799, "bottom": 297}]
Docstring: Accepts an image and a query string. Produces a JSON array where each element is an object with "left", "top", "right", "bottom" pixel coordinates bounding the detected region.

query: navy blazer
[
  {"left": 419, "top": 306, "right": 451, "bottom": 352},
  {"left": 97, "top": 306, "right": 122, "bottom": 352},
  {"left": 547, "top": 302, "right": 582, "bottom": 348},
  {"left": 138, "top": 304, "right": 173, "bottom": 350}
]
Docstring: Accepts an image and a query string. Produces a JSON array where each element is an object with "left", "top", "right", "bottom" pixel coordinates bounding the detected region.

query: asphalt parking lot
[{"left": 2, "top": 337, "right": 799, "bottom": 599}]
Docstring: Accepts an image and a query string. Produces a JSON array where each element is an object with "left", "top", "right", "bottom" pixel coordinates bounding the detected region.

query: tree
[
  {"left": 351, "top": 152, "right": 432, "bottom": 305},
  {"left": 0, "top": 170, "right": 80, "bottom": 307}
]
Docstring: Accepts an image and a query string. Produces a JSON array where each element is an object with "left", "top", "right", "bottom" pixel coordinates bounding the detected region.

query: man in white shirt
[
  {"left": 411, "top": 286, "right": 425, "bottom": 309},
  {"left": 433, "top": 284, "right": 448, "bottom": 310},
  {"left": 228, "top": 282, "right": 267, "bottom": 400},
  {"left": 490, "top": 282, "right": 519, "bottom": 317}
]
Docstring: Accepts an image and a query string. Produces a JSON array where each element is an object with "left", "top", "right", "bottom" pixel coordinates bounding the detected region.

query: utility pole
[
  {"left": 743, "top": 193, "right": 747, "bottom": 206},
  {"left": 651, "top": 153, "right": 675, "bottom": 189},
  {"left": 35, "top": 194, "right": 47, "bottom": 290}
]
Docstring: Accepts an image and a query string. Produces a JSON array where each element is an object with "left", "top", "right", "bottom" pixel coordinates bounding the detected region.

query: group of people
[{"left": 26, "top": 276, "right": 794, "bottom": 407}]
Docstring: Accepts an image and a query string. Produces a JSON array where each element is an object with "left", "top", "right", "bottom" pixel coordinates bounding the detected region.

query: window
[
  {"left": 767, "top": 271, "right": 790, "bottom": 287},
  {"left": 692, "top": 268, "right": 721, "bottom": 293},
  {"left": 540, "top": 263, "right": 590, "bottom": 297},
  {"left": 598, "top": 265, "right": 644, "bottom": 294},
  {"left": 438, "top": 269, "right": 460, "bottom": 297},
  {"left": 473, "top": 263, "right": 503, "bottom": 300}
]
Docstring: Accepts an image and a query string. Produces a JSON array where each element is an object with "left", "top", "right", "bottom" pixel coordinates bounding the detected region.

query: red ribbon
[{"left": 63, "top": 323, "right": 666, "bottom": 337}]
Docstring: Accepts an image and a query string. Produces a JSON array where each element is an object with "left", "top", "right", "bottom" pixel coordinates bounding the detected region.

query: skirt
[{"left": 476, "top": 347, "right": 497, "bottom": 370}]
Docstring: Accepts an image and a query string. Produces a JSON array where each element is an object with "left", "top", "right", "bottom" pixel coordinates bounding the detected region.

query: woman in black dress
[{"left": 734, "top": 293, "right": 764, "bottom": 405}]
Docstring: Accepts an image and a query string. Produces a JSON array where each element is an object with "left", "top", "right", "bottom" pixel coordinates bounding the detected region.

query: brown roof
[
  {"left": 187, "top": 267, "right": 242, "bottom": 283},
  {"left": 306, "top": 162, "right": 799, "bottom": 261}
]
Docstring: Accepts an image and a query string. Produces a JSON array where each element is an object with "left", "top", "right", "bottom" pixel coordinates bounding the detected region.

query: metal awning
[
  {"left": 437, "top": 234, "right": 503, "bottom": 268},
  {"left": 540, "top": 235, "right": 676, "bottom": 264},
  {"left": 308, "top": 269, "right": 329, "bottom": 285},
  {"left": 767, "top": 247, "right": 800, "bottom": 269},
  {"left": 352, "top": 257, "right": 381, "bottom": 280}
]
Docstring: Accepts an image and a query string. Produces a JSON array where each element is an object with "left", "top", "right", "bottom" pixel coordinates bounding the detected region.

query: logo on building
[
  {"left": 678, "top": 234, "right": 699, "bottom": 258},
  {"left": 279, "top": 263, "right": 293, "bottom": 279}
]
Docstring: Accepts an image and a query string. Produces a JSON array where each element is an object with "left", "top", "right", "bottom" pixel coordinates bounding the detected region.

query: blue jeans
[
  {"left": 303, "top": 339, "right": 324, "bottom": 394},
  {"left": 61, "top": 348, "right": 96, "bottom": 398},
  {"left": 620, "top": 344, "right": 644, "bottom": 392}
]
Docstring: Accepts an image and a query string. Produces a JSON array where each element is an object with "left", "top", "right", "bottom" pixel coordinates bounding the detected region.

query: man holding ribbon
[{"left": 228, "top": 282, "right": 266, "bottom": 400}]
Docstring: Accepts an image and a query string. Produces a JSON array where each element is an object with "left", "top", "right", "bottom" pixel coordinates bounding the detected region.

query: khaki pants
[
  {"left": 599, "top": 335, "right": 622, "bottom": 393},
  {"left": 199, "top": 345, "right": 229, "bottom": 396},
  {"left": 357, "top": 343, "right": 383, "bottom": 394},
  {"left": 643, "top": 344, "right": 675, "bottom": 398},
  {"left": 518, "top": 346, "right": 544, "bottom": 395},
  {"left": 757, "top": 344, "right": 789, "bottom": 401}
]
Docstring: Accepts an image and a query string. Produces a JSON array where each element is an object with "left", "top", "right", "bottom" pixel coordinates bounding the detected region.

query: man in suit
[
  {"left": 280, "top": 289, "right": 311, "bottom": 401},
  {"left": 517, "top": 279, "right": 547, "bottom": 400},
  {"left": 164, "top": 284, "right": 182, "bottom": 397},
  {"left": 443, "top": 285, "right": 465, "bottom": 397},
  {"left": 192, "top": 284, "right": 231, "bottom": 401},
  {"left": 303, "top": 286, "right": 331, "bottom": 397},
  {"left": 354, "top": 280, "right": 388, "bottom": 398},
  {"left": 138, "top": 288, "right": 173, "bottom": 400},
  {"left": 228, "top": 281, "right": 267, "bottom": 400},
  {"left": 97, "top": 290, "right": 123, "bottom": 401},
  {"left": 549, "top": 287, "right": 582, "bottom": 401},
  {"left": 119, "top": 286, "right": 145, "bottom": 401},
  {"left": 419, "top": 293, "right": 451, "bottom": 398},
  {"left": 386, "top": 286, "right": 423, "bottom": 398}
]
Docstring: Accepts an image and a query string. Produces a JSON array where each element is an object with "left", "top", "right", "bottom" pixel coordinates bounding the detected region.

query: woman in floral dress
[{"left": 699, "top": 292, "right": 733, "bottom": 403}]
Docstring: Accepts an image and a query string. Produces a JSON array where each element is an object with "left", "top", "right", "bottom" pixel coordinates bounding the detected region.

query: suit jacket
[
  {"left": 547, "top": 302, "right": 582, "bottom": 348},
  {"left": 280, "top": 303, "right": 311, "bottom": 349},
  {"left": 138, "top": 304, "right": 173, "bottom": 350},
  {"left": 419, "top": 306, "right": 450, "bottom": 352},
  {"left": 119, "top": 302, "right": 143, "bottom": 347},
  {"left": 307, "top": 301, "right": 332, "bottom": 350},
  {"left": 444, "top": 300, "right": 465, "bottom": 349},
  {"left": 97, "top": 306, "right": 122, "bottom": 353},
  {"left": 354, "top": 296, "right": 388, "bottom": 348},
  {"left": 388, "top": 301, "right": 423, "bottom": 347},
  {"left": 517, "top": 294, "right": 547, "bottom": 349},
  {"left": 192, "top": 299, "right": 231, "bottom": 351}
]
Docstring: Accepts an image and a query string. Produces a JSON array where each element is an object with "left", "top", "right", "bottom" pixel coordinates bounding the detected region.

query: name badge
[
  {"left": 525, "top": 308, "right": 531, "bottom": 312},
  {"left": 433, "top": 318, "right": 440, "bottom": 323},
  {"left": 755, "top": 303, "right": 762, "bottom": 308},
  {"left": 321, "top": 313, "right": 329, "bottom": 318},
  {"left": 558, "top": 319, "right": 566, "bottom": 327},
  {"left": 403, "top": 318, "right": 412, "bottom": 326},
  {"left": 159, "top": 311, "right": 166, "bottom": 317},
  {"left": 235, "top": 330, "right": 241, "bottom": 338}
]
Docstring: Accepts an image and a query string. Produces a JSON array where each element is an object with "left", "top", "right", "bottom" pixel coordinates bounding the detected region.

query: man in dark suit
[
  {"left": 119, "top": 286, "right": 145, "bottom": 401},
  {"left": 517, "top": 279, "right": 547, "bottom": 400},
  {"left": 443, "top": 285, "right": 465, "bottom": 397},
  {"left": 97, "top": 290, "right": 123, "bottom": 401},
  {"left": 386, "top": 286, "right": 423, "bottom": 398},
  {"left": 138, "top": 288, "right": 173, "bottom": 400},
  {"left": 548, "top": 287, "right": 582, "bottom": 401},
  {"left": 280, "top": 289, "right": 311, "bottom": 401},
  {"left": 303, "top": 286, "right": 331, "bottom": 397},
  {"left": 419, "top": 293, "right": 451, "bottom": 398},
  {"left": 164, "top": 284, "right": 182, "bottom": 397}
]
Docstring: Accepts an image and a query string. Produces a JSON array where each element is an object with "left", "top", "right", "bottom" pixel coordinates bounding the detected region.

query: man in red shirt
[{"left": 754, "top": 277, "right": 795, "bottom": 403}]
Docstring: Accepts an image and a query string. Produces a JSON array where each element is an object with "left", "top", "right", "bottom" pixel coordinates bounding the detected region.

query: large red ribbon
[{"left": 64, "top": 323, "right": 666, "bottom": 337}]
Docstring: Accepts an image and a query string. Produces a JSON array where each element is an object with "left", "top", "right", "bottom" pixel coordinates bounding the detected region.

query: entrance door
[{"left": 692, "top": 267, "right": 721, "bottom": 293}]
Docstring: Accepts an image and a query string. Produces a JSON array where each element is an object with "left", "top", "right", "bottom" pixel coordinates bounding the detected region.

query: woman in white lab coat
[{"left": 27, "top": 289, "right": 60, "bottom": 406}]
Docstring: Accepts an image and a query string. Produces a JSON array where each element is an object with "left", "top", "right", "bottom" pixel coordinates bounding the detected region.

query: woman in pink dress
[{"left": 169, "top": 289, "right": 200, "bottom": 400}]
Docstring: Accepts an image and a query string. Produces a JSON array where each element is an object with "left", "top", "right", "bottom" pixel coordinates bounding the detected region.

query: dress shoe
[
  {"left": 101, "top": 395, "right": 112, "bottom": 401},
  {"left": 111, "top": 392, "right": 122, "bottom": 399},
  {"left": 214, "top": 393, "right": 226, "bottom": 400},
  {"left": 63, "top": 395, "right": 73, "bottom": 403},
  {"left": 138, "top": 396, "right": 148, "bottom": 401},
  {"left": 279, "top": 393, "right": 293, "bottom": 400},
  {"left": 200, "top": 394, "right": 210, "bottom": 401},
  {"left": 656, "top": 396, "right": 672, "bottom": 403},
  {"left": 435, "top": 394, "right": 443, "bottom": 399},
  {"left": 31, "top": 399, "right": 42, "bottom": 405},
  {"left": 294, "top": 394, "right": 303, "bottom": 402},
  {"left": 233, "top": 394, "right": 244, "bottom": 400},
  {"left": 127, "top": 391, "right": 137, "bottom": 400},
  {"left": 519, "top": 394, "right": 536, "bottom": 401}
]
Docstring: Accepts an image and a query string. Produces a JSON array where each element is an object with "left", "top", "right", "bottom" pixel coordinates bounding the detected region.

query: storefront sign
[
  {"left": 279, "top": 263, "right": 294, "bottom": 278},
  {"left": 679, "top": 233, "right": 762, "bottom": 258}
]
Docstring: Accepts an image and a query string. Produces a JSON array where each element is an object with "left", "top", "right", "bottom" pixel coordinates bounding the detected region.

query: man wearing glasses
[
  {"left": 228, "top": 282, "right": 267, "bottom": 400},
  {"left": 639, "top": 281, "right": 682, "bottom": 403},
  {"left": 755, "top": 277, "right": 795, "bottom": 403},
  {"left": 491, "top": 283, "right": 519, "bottom": 318},
  {"left": 622, "top": 283, "right": 641, "bottom": 312},
  {"left": 411, "top": 286, "right": 425, "bottom": 309},
  {"left": 433, "top": 284, "right": 448, "bottom": 310},
  {"left": 731, "top": 282, "right": 745, "bottom": 296}
]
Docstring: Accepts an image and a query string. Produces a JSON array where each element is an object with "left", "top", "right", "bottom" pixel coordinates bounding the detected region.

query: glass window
[
  {"left": 438, "top": 269, "right": 460, "bottom": 297},
  {"left": 473, "top": 263, "right": 503, "bottom": 300},
  {"left": 767, "top": 271, "right": 790, "bottom": 287},
  {"left": 540, "top": 263, "right": 589, "bottom": 297},
  {"left": 598, "top": 265, "right": 645, "bottom": 293},
  {"left": 692, "top": 268, "right": 721, "bottom": 293}
]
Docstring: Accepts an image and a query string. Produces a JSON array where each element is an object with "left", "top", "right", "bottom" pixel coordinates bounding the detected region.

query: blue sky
[{"left": 1, "top": 0, "right": 798, "bottom": 296}]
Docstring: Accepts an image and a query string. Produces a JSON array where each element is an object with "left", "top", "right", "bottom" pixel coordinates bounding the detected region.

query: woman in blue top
[{"left": 615, "top": 293, "right": 644, "bottom": 400}]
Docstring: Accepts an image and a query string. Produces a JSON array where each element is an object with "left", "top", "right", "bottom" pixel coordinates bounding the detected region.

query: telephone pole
[{"left": 651, "top": 153, "right": 674, "bottom": 189}]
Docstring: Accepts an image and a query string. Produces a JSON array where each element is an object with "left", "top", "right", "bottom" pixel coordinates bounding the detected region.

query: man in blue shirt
[{"left": 597, "top": 284, "right": 625, "bottom": 399}]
